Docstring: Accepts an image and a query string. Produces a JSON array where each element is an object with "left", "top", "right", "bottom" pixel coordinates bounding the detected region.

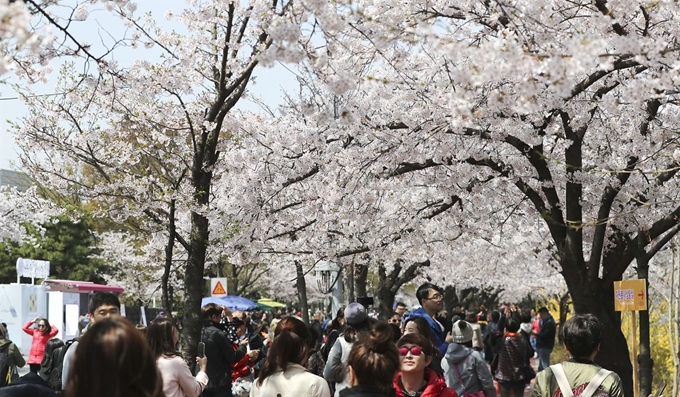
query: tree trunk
[
  {"left": 344, "top": 264, "right": 353, "bottom": 306},
  {"left": 376, "top": 286, "right": 396, "bottom": 321},
  {"left": 162, "top": 199, "right": 176, "bottom": 315},
  {"left": 568, "top": 277, "right": 633, "bottom": 397},
  {"left": 296, "top": 261, "right": 309, "bottom": 324},
  {"left": 355, "top": 264, "right": 368, "bottom": 299},
  {"left": 180, "top": 210, "right": 209, "bottom": 366},
  {"left": 376, "top": 260, "right": 430, "bottom": 320},
  {"left": 637, "top": 257, "right": 653, "bottom": 397}
]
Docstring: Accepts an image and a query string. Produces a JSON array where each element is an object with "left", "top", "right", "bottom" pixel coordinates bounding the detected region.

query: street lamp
[{"left": 315, "top": 261, "right": 343, "bottom": 316}]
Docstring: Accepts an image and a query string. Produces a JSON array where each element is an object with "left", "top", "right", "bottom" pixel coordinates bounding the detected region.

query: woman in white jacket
[
  {"left": 442, "top": 321, "right": 497, "bottom": 397},
  {"left": 251, "top": 316, "right": 330, "bottom": 397},
  {"left": 146, "top": 317, "right": 209, "bottom": 397}
]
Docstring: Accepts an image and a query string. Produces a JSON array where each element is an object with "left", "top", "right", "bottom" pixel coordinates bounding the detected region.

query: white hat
[{"left": 451, "top": 320, "right": 473, "bottom": 344}]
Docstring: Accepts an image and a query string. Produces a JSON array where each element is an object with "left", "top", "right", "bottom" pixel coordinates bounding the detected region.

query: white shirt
[{"left": 251, "top": 363, "right": 330, "bottom": 397}]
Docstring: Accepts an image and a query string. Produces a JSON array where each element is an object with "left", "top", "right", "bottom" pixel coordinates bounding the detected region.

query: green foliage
[
  {"left": 621, "top": 300, "right": 674, "bottom": 390},
  {"left": 551, "top": 340, "right": 571, "bottom": 364},
  {"left": 0, "top": 215, "right": 111, "bottom": 284}
]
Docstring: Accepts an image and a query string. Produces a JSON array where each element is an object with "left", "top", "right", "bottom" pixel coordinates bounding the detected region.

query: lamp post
[{"left": 315, "top": 261, "right": 343, "bottom": 318}]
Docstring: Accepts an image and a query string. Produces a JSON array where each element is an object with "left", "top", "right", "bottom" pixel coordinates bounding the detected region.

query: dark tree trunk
[
  {"left": 376, "top": 260, "right": 430, "bottom": 320},
  {"left": 162, "top": 199, "right": 176, "bottom": 315},
  {"left": 344, "top": 265, "right": 354, "bottom": 305},
  {"left": 355, "top": 264, "right": 368, "bottom": 299},
  {"left": 376, "top": 284, "right": 396, "bottom": 321},
  {"left": 296, "top": 261, "right": 309, "bottom": 324},
  {"left": 636, "top": 256, "right": 653, "bottom": 397},
  {"left": 181, "top": 210, "right": 209, "bottom": 366},
  {"left": 568, "top": 276, "right": 633, "bottom": 397}
]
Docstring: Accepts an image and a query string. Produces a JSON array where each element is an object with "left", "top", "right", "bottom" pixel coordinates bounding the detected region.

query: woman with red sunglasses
[{"left": 394, "top": 333, "right": 458, "bottom": 397}]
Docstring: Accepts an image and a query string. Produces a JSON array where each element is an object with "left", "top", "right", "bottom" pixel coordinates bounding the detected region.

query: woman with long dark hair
[
  {"left": 23, "top": 317, "right": 58, "bottom": 373},
  {"left": 64, "top": 317, "right": 164, "bottom": 397},
  {"left": 39, "top": 338, "right": 64, "bottom": 383},
  {"left": 250, "top": 316, "right": 330, "bottom": 397},
  {"left": 146, "top": 317, "right": 208, "bottom": 397}
]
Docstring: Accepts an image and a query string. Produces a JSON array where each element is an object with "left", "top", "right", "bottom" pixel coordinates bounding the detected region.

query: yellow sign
[{"left": 613, "top": 279, "right": 647, "bottom": 311}]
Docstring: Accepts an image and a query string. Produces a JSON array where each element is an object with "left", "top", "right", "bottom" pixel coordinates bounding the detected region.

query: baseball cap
[{"left": 344, "top": 302, "right": 367, "bottom": 325}]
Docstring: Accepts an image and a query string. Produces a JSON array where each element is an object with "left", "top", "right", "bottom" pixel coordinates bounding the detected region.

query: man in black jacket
[
  {"left": 534, "top": 307, "right": 556, "bottom": 371},
  {"left": 201, "top": 303, "right": 243, "bottom": 397}
]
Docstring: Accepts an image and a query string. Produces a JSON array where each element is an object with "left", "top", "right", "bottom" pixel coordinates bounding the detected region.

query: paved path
[
  {"left": 17, "top": 355, "right": 30, "bottom": 377},
  {"left": 524, "top": 356, "right": 538, "bottom": 397}
]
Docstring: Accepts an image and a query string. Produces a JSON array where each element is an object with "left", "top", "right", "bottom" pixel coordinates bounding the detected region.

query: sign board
[
  {"left": 0, "top": 284, "right": 47, "bottom": 351},
  {"left": 16, "top": 258, "right": 50, "bottom": 279},
  {"left": 210, "top": 278, "right": 228, "bottom": 297},
  {"left": 614, "top": 279, "right": 647, "bottom": 311}
]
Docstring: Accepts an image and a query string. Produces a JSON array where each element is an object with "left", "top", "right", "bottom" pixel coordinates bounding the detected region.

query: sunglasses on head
[{"left": 398, "top": 346, "right": 423, "bottom": 356}]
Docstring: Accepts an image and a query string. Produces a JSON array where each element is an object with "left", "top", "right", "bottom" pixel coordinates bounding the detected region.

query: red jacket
[
  {"left": 394, "top": 368, "right": 459, "bottom": 397},
  {"left": 231, "top": 343, "right": 254, "bottom": 381},
  {"left": 22, "top": 321, "right": 58, "bottom": 364}
]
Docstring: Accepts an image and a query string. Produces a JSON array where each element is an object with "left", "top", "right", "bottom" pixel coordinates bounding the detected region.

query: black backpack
[
  {"left": 0, "top": 344, "right": 10, "bottom": 387},
  {"left": 48, "top": 338, "right": 78, "bottom": 390}
]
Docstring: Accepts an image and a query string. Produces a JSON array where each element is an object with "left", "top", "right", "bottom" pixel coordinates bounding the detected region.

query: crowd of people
[{"left": 0, "top": 284, "right": 623, "bottom": 397}]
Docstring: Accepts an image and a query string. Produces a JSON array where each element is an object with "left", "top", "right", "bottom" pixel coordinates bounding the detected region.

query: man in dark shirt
[{"left": 534, "top": 307, "right": 556, "bottom": 371}]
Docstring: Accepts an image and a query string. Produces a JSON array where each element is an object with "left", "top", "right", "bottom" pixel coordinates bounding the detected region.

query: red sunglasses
[{"left": 398, "top": 346, "right": 423, "bottom": 356}]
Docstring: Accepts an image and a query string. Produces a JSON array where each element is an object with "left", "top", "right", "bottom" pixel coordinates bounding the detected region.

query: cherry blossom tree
[
  {"left": 12, "top": 0, "right": 351, "bottom": 364},
  {"left": 0, "top": 186, "right": 60, "bottom": 242},
  {"left": 216, "top": 1, "right": 680, "bottom": 394},
  {"left": 284, "top": 1, "right": 680, "bottom": 394}
]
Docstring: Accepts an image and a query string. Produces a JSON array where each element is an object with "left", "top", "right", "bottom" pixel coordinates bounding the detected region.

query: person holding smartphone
[
  {"left": 147, "top": 317, "right": 209, "bottom": 397},
  {"left": 201, "top": 303, "right": 242, "bottom": 397}
]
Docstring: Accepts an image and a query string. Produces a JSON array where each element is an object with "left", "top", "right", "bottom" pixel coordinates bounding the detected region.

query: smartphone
[
  {"left": 654, "top": 382, "right": 666, "bottom": 397},
  {"left": 197, "top": 342, "right": 205, "bottom": 358}
]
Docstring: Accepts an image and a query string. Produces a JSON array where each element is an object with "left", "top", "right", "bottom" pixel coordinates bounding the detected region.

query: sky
[{"left": 0, "top": 1, "right": 299, "bottom": 170}]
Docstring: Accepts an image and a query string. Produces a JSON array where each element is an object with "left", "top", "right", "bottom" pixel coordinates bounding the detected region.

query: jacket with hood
[
  {"left": 0, "top": 338, "right": 26, "bottom": 372},
  {"left": 441, "top": 344, "right": 496, "bottom": 397},
  {"left": 394, "top": 368, "right": 458, "bottom": 397}
]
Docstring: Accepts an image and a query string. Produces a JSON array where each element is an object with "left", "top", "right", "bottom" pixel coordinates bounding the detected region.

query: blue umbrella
[
  {"left": 201, "top": 295, "right": 257, "bottom": 310},
  {"left": 201, "top": 297, "right": 228, "bottom": 307}
]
